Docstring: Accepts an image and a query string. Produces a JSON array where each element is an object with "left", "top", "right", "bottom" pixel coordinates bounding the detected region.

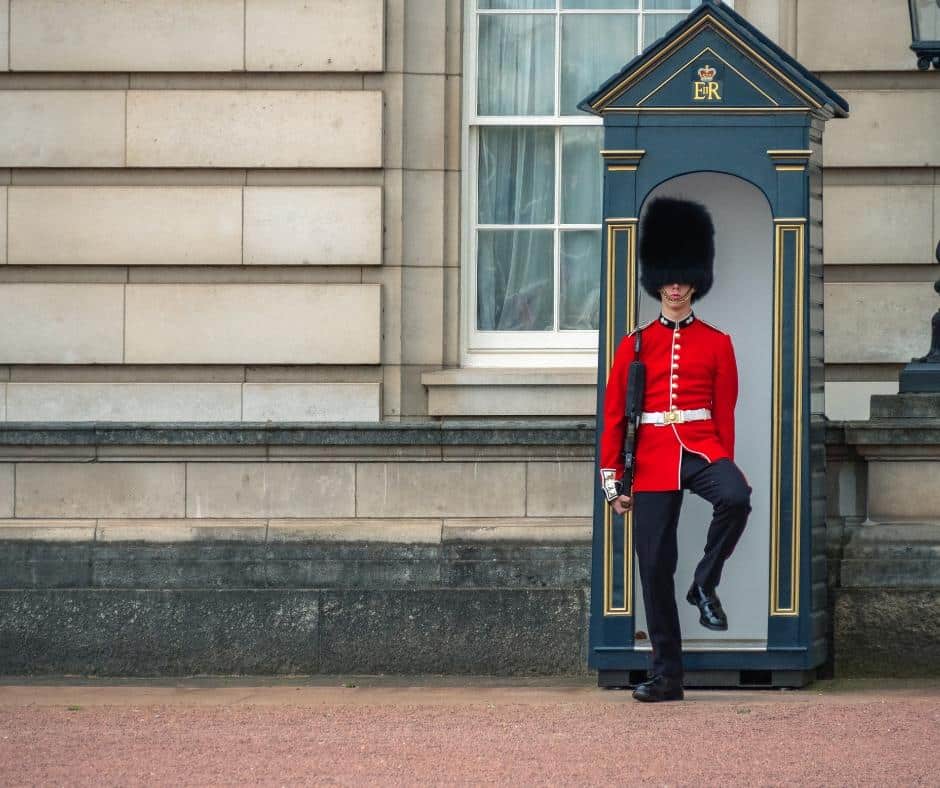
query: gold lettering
[{"left": 692, "top": 81, "right": 722, "bottom": 101}]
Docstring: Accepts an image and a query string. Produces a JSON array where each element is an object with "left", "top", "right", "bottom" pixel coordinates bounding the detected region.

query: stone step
[
  {"left": 870, "top": 393, "right": 940, "bottom": 419},
  {"left": 841, "top": 523, "right": 940, "bottom": 587}
]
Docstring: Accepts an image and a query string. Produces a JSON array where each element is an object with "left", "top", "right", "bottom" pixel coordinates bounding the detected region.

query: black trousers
[{"left": 633, "top": 451, "right": 752, "bottom": 680}]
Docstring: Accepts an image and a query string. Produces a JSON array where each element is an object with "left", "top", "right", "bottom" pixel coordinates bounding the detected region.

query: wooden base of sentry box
[{"left": 597, "top": 669, "right": 817, "bottom": 689}]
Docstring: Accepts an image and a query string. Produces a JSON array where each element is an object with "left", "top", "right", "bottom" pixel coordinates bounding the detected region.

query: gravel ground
[{"left": 1, "top": 678, "right": 938, "bottom": 786}]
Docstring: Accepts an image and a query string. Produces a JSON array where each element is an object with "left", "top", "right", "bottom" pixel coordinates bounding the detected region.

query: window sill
[{"left": 422, "top": 367, "right": 598, "bottom": 418}]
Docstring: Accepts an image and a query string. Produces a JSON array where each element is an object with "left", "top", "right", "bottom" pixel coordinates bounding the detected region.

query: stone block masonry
[
  {"left": 10, "top": 0, "right": 384, "bottom": 72},
  {"left": 0, "top": 423, "right": 593, "bottom": 675},
  {"left": 0, "top": 514, "right": 591, "bottom": 676}
]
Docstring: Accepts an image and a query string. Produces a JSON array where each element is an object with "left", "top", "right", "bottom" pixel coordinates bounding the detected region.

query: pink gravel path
[{"left": 1, "top": 680, "right": 938, "bottom": 786}]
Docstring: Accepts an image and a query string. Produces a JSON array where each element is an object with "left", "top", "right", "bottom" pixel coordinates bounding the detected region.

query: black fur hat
[{"left": 639, "top": 197, "right": 714, "bottom": 302}]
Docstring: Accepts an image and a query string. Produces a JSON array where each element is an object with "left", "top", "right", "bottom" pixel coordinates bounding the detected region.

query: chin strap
[{"left": 660, "top": 291, "right": 692, "bottom": 307}]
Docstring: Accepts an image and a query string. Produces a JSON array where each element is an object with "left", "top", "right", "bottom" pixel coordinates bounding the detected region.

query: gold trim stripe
[
  {"left": 603, "top": 221, "right": 637, "bottom": 617},
  {"left": 770, "top": 225, "right": 783, "bottom": 614},
  {"left": 770, "top": 222, "right": 804, "bottom": 617},
  {"left": 790, "top": 223, "right": 805, "bottom": 617},
  {"left": 602, "top": 107, "right": 810, "bottom": 114}
]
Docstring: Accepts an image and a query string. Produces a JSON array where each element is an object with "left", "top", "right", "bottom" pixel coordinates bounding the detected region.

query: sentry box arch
[{"left": 580, "top": 0, "right": 848, "bottom": 689}]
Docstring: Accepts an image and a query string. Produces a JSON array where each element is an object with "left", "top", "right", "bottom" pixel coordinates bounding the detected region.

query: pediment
[{"left": 580, "top": 0, "right": 847, "bottom": 117}]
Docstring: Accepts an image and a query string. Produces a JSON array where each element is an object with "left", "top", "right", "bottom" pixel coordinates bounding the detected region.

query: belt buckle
[{"left": 663, "top": 408, "right": 684, "bottom": 424}]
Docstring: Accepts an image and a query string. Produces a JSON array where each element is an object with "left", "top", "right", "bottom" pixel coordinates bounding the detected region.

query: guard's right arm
[{"left": 598, "top": 338, "right": 631, "bottom": 498}]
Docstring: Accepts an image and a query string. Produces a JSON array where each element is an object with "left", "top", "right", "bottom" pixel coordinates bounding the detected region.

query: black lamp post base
[{"left": 899, "top": 362, "right": 940, "bottom": 393}]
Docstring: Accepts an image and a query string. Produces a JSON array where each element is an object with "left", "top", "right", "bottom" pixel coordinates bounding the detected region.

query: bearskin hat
[{"left": 639, "top": 197, "right": 714, "bottom": 302}]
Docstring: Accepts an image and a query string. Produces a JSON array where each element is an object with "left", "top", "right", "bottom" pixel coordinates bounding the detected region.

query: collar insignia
[{"left": 658, "top": 312, "right": 695, "bottom": 330}]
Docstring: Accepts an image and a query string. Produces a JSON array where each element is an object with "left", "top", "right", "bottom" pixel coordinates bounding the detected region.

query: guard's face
[{"left": 660, "top": 283, "right": 695, "bottom": 307}]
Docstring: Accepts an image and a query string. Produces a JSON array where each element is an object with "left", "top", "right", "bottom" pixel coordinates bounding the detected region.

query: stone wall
[
  {"left": 795, "top": 2, "right": 938, "bottom": 421},
  {"left": 1, "top": 1, "right": 937, "bottom": 423},
  {"left": 0, "top": 0, "right": 457, "bottom": 422},
  {"left": 0, "top": 531, "right": 590, "bottom": 676},
  {"left": 1, "top": 414, "right": 937, "bottom": 677},
  {"left": 0, "top": 422, "right": 593, "bottom": 675},
  {"left": 826, "top": 397, "right": 940, "bottom": 677}
]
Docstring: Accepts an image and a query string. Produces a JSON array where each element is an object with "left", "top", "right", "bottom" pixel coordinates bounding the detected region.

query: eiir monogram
[{"left": 693, "top": 64, "right": 721, "bottom": 101}]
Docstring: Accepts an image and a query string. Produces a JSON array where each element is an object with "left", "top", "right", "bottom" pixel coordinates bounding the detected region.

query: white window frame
[{"left": 460, "top": 1, "right": 733, "bottom": 368}]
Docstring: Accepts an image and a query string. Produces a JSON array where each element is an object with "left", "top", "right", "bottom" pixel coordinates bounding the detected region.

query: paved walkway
[{"left": 2, "top": 677, "right": 938, "bottom": 786}]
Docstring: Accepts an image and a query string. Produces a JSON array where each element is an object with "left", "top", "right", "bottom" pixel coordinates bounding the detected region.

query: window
[{"left": 462, "top": 0, "right": 728, "bottom": 367}]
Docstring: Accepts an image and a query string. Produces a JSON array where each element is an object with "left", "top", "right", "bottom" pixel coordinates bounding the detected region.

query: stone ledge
[
  {"left": 423, "top": 369, "right": 597, "bottom": 418},
  {"left": 871, "top": 394, "right": 940, "bottom": 419},
  {"left": 844, "top": 420, "right": 940, "bottom": 446},
  {"left": 423, "top": 369, "right": 596, "bottom": 387},
  {"left": 268, "top": 519, "right": 442, "bottom": 544},
  {"left": 0, "top": 518, "right": 592, "bottom": 545},
  {"left": 840, "top": 523, "right": 940, "bottom": 588},
  {"left": 0, "top": 520, "right": 96, "bottom": 542},
  {"left": 96, "top": 520, "right": 267, "bottom": 544},
  {"left": 0, "top": 536, "right": 591, "bottom": 593},
  {"left": 442, "top": 518, "right": 591, "bottom": 543},
  {"left": 0, "top": 421, "right": 597, "bottom": 448},
  {"left": 0, "top": 419, "right": 864, "bottom": 449}
]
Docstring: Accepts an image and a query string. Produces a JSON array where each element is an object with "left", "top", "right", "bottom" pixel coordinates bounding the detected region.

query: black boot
[
  {"left": 686, "top": 583, "right": 728, "bottom": 630},
  {"left": 632, "top": 674, "right": 684, "bottom": 703}
]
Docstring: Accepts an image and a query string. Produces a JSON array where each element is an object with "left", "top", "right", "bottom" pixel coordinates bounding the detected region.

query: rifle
[
  {"left": 620, "top": 330, "right": 646, "bottom": 496},
  {"left": 601, "top": 329, "right": 646, "bottom": 505}
]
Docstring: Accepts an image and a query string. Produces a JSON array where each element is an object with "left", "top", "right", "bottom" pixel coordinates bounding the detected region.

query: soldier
[{"left": 599, "top": 197, "right": 752, "bottom": 703}]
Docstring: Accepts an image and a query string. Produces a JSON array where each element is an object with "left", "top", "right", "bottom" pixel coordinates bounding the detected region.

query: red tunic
[{"left": 600, "top": 313, "right": 738, "bottom": 492}]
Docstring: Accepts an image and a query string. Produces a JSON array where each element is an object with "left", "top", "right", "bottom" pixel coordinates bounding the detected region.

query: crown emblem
[{"left": 697, "top": 65, "right": 716, "bottom": 82}]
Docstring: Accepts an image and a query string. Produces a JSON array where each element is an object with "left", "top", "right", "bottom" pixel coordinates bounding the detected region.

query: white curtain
[
  {"left": 478, "top": 14, "right": 554, "bottom": 116},
  {"left": 478, "top": 127, "right": 554, "bottom": 330},
  {"left": 560, "top": 14, "right": 638, "bottom": 114}
]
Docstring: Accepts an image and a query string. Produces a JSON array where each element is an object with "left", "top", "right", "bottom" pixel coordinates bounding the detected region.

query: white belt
[{"left": 640, "top": 408, "right": 711, "bottom": 426}]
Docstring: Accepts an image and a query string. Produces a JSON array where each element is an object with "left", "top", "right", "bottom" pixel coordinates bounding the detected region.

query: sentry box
[{"left": 580, "top": 0, "right": 848, "bottom": 689}]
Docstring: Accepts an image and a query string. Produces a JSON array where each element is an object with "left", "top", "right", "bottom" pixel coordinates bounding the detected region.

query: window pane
[
  {"left": 479, "top": 127, "right": 555, "bottom": 225},
  {"left": 562, "top": 1, "right": 638, "bottom": 8},
  {"left": 477, "top": 230, "right": 555, "bottom": 331},
  {"left": 561, "top": 14, "right": 638, "bottom": 114},
  {"left": 478, "top": 14, "right": 555, "bottom": 116},
  {"left": 561, "top": 126, "right": 603, "bottom": 225},
  {"left": 914, "top": 0, "right": 940, "bottom": 39},
  {"left": 643, "top": 12, "right": 686, "bottom": 47},
  {"left": 478, "top": 230, "right": 554, "bottom": 331},
  {"left": 480, "top": 0, "right": 554, "bottom": 8},
  {"left": 644, "top": 0, "right": 701, "bottom": 9},
  {"left": 560, "top": 231, "right": 601, "bottom": 330}
]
